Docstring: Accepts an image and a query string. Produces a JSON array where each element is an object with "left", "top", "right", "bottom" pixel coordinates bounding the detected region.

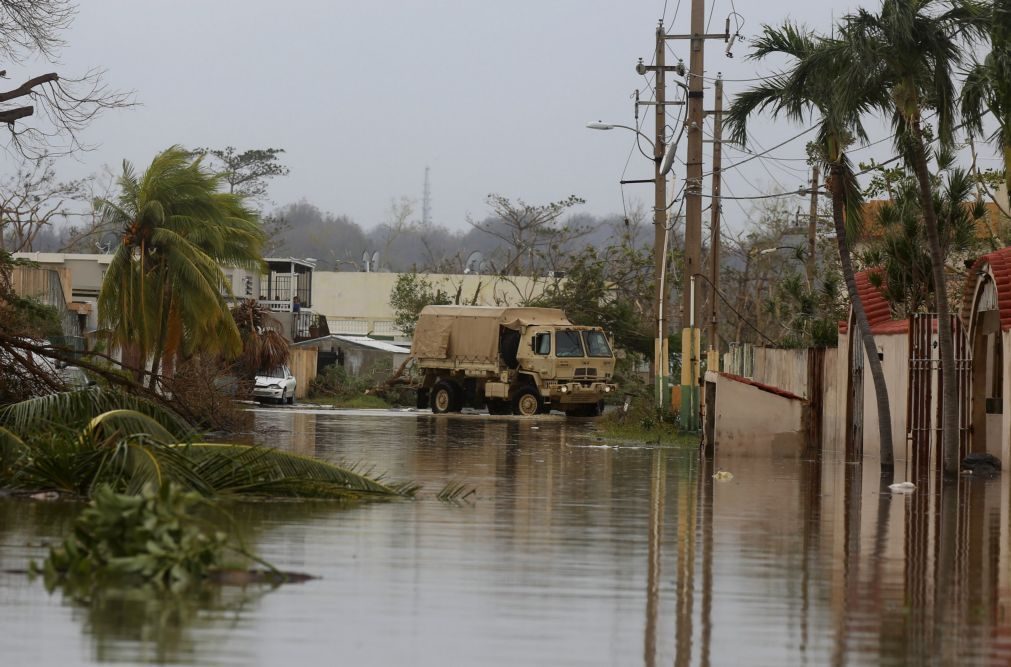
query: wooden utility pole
[
  {"left": 653, "top": 22, "right": 668, "bottom": 408},
  {"left": 707, "top": 75, "right": 723, "bottom": 371},
  {"left": 666, "top": 1, "right": 728, "bottom": 430},
  {"left": 807, "top": 165, "right": 820, "bottom": 288}
]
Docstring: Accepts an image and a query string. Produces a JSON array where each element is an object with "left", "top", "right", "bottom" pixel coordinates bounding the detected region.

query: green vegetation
[
  {"left": 307, "top": 394, "right": 391, "bottom": 409},
  {"left": 598, "top": 414, "right": 700, "bottom": 446},
  {"left": 34, "top": 483, "right": 267, "bottom": 595},
  {"left": 308, "top": 364, "right": 414, "bottom": 409},
  {"left": 596, "top": 396, "right": 700, "bottom": 446},
  {"left": 389, "top": 273, "right": 453, "bottom": 336},
  {"left": 0, "top": 388, "right": 415, "bottom": 501},
  {"left": 97, "top": 146, "right": 266, "bottom": 389}
]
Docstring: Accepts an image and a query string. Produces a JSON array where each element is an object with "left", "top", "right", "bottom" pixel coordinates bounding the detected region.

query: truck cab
[{"left": 517, "top": 326, "right": 616, "bottom": 416}]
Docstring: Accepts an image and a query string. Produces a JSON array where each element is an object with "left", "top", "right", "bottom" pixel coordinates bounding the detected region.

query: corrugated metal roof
[{"left": 294, "top": 334, "right": 410, "bottom": 353}]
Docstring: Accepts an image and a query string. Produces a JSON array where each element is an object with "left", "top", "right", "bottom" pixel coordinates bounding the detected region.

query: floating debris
[
  {"left": 961, "top": 452, "right": 1001, "bottom": 477},
  {"left": 713, "top": 470, "right": 734, "bottom": 481},
  {"left": 29, "top": 491, "right": 59, "bottom": 501},
  {"left": 889, "top": 481, "right": 916, "bottom": 493}
]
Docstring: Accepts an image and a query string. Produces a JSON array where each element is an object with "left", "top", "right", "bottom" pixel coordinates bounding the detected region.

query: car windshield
[
  {"left": 263, "top": 367, "right": 287, "bottom": 379},
  {"left": 555, "top": 330, "right": 584, "bottom": 358},
  {"left": 582, "top": 331, "right": 612, "bottom": 358}
]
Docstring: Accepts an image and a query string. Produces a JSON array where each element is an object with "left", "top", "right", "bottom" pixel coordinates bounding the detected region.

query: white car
[{"left": 253, "top": 366, "right": 297, "bottom": 405}]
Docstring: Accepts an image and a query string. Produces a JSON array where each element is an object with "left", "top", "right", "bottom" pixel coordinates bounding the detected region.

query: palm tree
[
  {"left": 726, "top": 23, "right": 896, "bottom": 470},
  {"left": 962, "top": 0, "right": 1011, "bottom": 202},
  {"left": 231, "top": 298, "right": 290, "bottom": 376},
  {"left": 831, "top": 0, "right": 986, "bottom": 477},
  {"left": 862, "top": 156, "right": 987, "bottom": 316},
  {"left": 97, "top": 147, "right": 266, "bottom": 388}
]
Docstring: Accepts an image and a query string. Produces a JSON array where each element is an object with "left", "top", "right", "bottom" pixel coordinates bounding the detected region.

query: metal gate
[{"left": 907, "top": 314, "right": 971, "bottom": 478}]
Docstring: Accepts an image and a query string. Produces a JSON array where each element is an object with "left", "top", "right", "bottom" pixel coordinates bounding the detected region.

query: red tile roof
[
  {"left": 962, "top": 246, "right": 1011, "bottom": 332},
  {"left": 718, "top": 372, "right": 807, "bottom": 402},
  {"left": 839, "top": 268, "right": 898, "bottom": 335}
]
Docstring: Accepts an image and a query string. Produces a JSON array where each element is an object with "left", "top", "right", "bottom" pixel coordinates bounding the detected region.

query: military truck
[{"left": 411, "top": 305, "right": 617, "bottom": 417}]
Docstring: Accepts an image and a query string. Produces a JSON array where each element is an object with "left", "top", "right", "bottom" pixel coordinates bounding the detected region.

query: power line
[
  {"left": 704, "top": 125, "right": 818, "bottom": 177},
  {"left": 692, "top": 271, "right": 777, "bottom": 345}
]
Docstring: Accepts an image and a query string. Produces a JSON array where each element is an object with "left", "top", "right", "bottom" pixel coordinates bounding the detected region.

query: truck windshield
[
  {"left": 582, "top": 331, "right": 612, "bottom": 357},
  {"left": 555, "top": 330, "right": 584, "bottom": 357}
]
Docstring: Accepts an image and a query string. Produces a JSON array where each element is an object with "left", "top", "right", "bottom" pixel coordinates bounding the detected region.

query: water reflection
[{"left": 3, "top": 410, "right": 1011, "bottom": 665}]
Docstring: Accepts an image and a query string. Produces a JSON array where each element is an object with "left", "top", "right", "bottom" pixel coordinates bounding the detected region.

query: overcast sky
[{"left": 17, "top": 1, "right": 1003, "bottom": 234}]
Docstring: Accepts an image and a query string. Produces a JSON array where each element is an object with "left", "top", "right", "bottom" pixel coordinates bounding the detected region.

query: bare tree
[
  {"left": 0, "top": 155, "right": 83, "bottom": 251},
  {"left": 0, "top": 1, "right": 131, "bottom": 157},
  {"left": 467, "top": 194, "right": 587, "bottom": 275}
]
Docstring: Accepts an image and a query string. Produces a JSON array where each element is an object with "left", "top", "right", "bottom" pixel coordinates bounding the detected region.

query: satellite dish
[
  {"left": 371, "top": 251, "right": 380, "bottom": 272},
  {"left": 465, "top": 251, "right": 484, "bottom": 275},
  {"left": 362, "top": 250, "right": 371, "bottom": 272}
]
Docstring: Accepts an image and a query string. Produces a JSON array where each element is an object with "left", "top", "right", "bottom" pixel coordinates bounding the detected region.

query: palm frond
[
  {"left": 0, "top": 387, "right": 194, "bottom": 440},
  {"left": 178, "top": 443, "right": 418, "bottom": 499}
]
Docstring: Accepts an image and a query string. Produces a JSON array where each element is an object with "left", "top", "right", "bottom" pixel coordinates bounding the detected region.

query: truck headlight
[
  {"left": 604, "top": 386, "right": 612, "bottom": 393},
  {"left": 560, "top": 385, "right": 568, "bottom": 393}
]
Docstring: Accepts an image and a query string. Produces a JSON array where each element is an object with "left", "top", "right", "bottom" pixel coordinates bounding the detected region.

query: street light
[
  {"left": 585, "top": 121, "right": 655, "bottom": 144},
  {"left": 587, "top": 119, "right": 673, "bottom": 408},
  {"left": 586, "top": 121, "right": 681, "bottom": 177}
]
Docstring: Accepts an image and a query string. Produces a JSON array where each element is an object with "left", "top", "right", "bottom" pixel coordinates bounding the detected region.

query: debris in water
[
  {"left": 889, "top": 482, "right": 916, "bottom": 493},
  {"left": 713, "top": 470, "right": 734, "bottom": 481},
  {"left": 961, "top": 452, "right": 1001, "bottom": 476},
  {"left": 29, "top": 491, "right": 59, "bottom": 501}
]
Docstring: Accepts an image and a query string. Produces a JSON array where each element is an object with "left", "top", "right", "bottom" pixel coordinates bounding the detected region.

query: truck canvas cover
[{"left": 412, "top": 306, "right": 571, "bottom": 362}]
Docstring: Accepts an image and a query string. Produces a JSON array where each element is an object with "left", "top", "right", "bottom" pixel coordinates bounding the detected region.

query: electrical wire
[
  {"left": 704, "top": 125, "right": 818, "bottom": 177},
  {"left": 692, "top": 271, "right": 777, "bottom": 345}
]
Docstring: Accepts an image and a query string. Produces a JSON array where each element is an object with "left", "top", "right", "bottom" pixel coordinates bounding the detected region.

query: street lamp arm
[{"left": 585, "top": 121, "right": 656, "bottom": 149}]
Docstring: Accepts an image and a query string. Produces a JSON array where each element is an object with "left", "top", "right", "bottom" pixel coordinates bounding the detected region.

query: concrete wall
[
  {"left": 752, "top": 347, "right": 811, "bottom": 398},
  {"left": 311, "top": 272, "right": 553, "bottom": 333},
  {"left": 826, "top": 331, "right": 909, "bottom": 464},
  {"left": 822, "top": 344, "right": 846, "bottom": 454},
  {"left": 711, "top": 373, "right": 806, "bottom": 458},
  {"left": 856, "top": 333, "right": 909, "bottom": 463}
]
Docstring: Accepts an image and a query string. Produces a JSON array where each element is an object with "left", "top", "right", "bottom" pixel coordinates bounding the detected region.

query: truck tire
[
  {"left": 511, "top": 387, "right": 542, "bottom": 417},
  {"left": 431, "top": 381, "right": 460, "bottom": 414}
]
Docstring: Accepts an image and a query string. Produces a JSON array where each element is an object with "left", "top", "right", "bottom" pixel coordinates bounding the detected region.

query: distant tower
[{"left": 422, "top": 166, "right": 432, "bottom": 226}]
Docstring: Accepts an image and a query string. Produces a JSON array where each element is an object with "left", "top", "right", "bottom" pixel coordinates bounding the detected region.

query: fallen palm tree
[{"left": 0, "top": 387, "right": 416, "bottom": 501}]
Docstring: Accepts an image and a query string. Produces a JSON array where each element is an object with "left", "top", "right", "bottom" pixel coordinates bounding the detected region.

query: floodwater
[{"left": 2, "top": 408, "right": 1011, "bottom": 666}]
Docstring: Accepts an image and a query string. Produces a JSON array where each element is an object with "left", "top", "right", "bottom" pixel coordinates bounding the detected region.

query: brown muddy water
[{"left": 1, "top": 408, "right": 1010, "bottom": 666}]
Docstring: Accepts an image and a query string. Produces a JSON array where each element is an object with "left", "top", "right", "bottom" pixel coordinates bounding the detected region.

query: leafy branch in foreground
[
  {"left": 32, "top": 482, "right": 303, "bottom": 597},
  {"left": 0, "top": 388, "right": 416, "bottom": 501}
]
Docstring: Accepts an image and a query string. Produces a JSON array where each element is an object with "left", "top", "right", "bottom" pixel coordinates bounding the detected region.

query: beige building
[
  {"left": 12, "top": 253, "right": 554, "bottom": 344},
  {"left": 12, "top": 252, "right": 112, "bottom": 333},
  {"left": 312, "top": 271, "right": 554, "bottom": 341}
]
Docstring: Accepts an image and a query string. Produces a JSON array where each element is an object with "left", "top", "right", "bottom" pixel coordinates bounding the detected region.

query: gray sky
[{"left": 20, "top": 1, "right": 1001, "bottom": 233}]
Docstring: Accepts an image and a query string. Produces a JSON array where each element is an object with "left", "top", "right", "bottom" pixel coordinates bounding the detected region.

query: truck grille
[{"left": 574, "top": 368, "right": 597, "bottom": 378}]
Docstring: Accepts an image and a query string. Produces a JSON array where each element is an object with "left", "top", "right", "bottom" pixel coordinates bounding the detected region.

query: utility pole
[
  {"left": 707, "top": 75, "right": 723, "bottom": 373},
  {"left": 652, "top": 22, "right": 668, "bottom": 408},
  {"left": 807, "top": 165, "right": 820, "bottom": 288},
  {"left": 666, "top": 2, "right": 729, "bottom": 431}
]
